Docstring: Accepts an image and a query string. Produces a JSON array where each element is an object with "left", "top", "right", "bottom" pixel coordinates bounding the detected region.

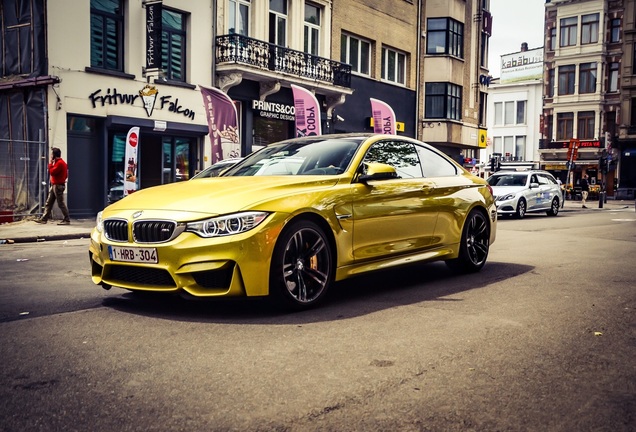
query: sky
[{"left": 487, "top": 0, "right": 546, "bottom": 78}]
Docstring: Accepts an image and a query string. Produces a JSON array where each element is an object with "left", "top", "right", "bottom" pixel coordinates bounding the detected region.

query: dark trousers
[{"left": 42, "top": 184, "right": 70, "bottom": 221}]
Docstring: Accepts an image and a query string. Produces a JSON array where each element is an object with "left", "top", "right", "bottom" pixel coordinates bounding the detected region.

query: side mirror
[
  {"left": 530, "top": 182, "right": 539, "bottom": 188},
  {"left": 358, "top": 162, "right": 398, "bottom": 183}
]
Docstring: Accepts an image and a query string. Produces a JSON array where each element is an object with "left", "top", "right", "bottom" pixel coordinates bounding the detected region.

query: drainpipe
[{"left": 416, "top": 0, "right": 423, "bottom": 140}]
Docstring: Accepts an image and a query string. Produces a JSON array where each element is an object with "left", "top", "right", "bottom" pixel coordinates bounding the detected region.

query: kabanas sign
[{"left": 88, "top": 85, "right": 196, "bottom": 121}]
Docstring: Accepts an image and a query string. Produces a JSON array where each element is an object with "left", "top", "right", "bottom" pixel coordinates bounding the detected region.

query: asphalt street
[{"left": 0, "top": 206, "right": 634, "bottom": 431}]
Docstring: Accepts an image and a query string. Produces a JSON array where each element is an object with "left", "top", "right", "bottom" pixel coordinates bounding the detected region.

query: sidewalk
[
  {"left": 0, "top": 199, "right": 634, "bottom": 244},
  {"left": 0, "top": 217, "right": 96, "bottom": 244}
]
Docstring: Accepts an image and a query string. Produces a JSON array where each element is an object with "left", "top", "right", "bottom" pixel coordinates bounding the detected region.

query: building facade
[
  {"left": 483, "top": 45, "right": 544, "bottom": 176},
  {"left": 541, "top": 0, "right": 622, "bottom": 197},
  {"left": 419, "top": 0, "right": 492, "bottom": 167},
  {"left": 618, "top": 0, "right": 636, "bottom": 198}
]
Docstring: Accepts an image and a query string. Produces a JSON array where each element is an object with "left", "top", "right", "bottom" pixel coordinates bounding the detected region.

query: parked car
[
  {"left": 487, "top": 170, "right": 562, "bottom": 218},
  {"left": 89, "top": 134, "right": 497, "bottom": 310},
  {"left": 191, "top": 158, "right": 244, "bottom": 179}
]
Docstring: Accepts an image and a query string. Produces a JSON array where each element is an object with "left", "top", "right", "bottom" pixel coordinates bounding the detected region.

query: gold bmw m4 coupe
[{"left": 89, "top": 134, "right": 497, "bottom": 310}]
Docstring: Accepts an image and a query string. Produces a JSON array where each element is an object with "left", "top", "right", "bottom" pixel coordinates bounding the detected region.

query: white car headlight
[
  {"left": 500, "top": 193, "right": 516, "bottom": 201},
  {"left": 186, "top": 211, "right": 269, "bottom": 238},
  {"left": 96, "top": 211, "right": 104, "bottom": 232}
]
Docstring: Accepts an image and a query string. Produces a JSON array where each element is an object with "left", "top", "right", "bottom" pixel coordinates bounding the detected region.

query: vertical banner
[
  {"left": 291, "top": 84, "right": 322, "bottom": 137},
  {"left": 124, "top": 127, "right": 140, "bottom": 197},
  {"left": 200, "top": 85, "right": 240, "bottom": 163},
  {"left": 370, "top": 98, "right": 396, "bottom": 135},
  {"left": 145, "top": 1, "right": 162, "bottom": 70}
]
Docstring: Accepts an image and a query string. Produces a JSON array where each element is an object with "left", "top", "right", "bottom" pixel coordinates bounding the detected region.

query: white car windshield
[{"left": 488, "top": 174, "right": 528, "bottom": 187}]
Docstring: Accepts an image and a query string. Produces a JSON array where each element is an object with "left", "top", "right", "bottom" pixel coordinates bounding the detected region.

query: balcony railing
[{"left": 216, "top": 34, "right": 352, "bottom": 88}]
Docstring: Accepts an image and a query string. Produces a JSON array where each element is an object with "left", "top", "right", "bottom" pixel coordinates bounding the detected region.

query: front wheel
[
  {"left": 515, "top": 198, "right": 527, "bottom": 219},
  {"left": 446, "top": 210, "right": 490, "bottom": 273},
  {"left": 546, "top": 197, "right": 560, "bottom": 216},
  {"left": 269, "top": 219, "right": 333, "bottom": 310}
]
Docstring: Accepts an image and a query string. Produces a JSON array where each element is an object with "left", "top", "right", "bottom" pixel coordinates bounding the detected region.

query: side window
[
  {"left": 416, "top": 145, "right": 458, "bottom": 177},
  {"left": 530, "top": 174, "right": 538, "bottom": 184},
  {"left": 539, "top": 174, "right": 556, "bottom": 185},
  {"left": 363, "top": 141, "right": 422, "bottom": 178}
]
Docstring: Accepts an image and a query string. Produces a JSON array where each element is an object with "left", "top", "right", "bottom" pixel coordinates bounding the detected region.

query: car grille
[
  {"left": 104, "top": 219, "right": 182, "bottom": 244},
  {"left": 108, "top": 265, "right": 176, "bottom": 287},
  {"left": 104, "top": 219, "right": 129, "bottom": 242},
  {"left": 133, "top": 220, "right": 177, "bottom": 243}
]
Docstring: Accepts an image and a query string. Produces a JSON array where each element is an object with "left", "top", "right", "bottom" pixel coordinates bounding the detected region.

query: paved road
[{"left": 1, "top": 208, "right": 635, "bottom": 431}]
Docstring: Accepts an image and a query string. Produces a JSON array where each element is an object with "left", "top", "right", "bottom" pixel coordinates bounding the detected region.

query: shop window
[
  {"left": 579, "top": 62, "right": 597, "bottom": 94},
  {"left": 425, "top": 82, "right": 461, "bottom": 120},
  {"left": 559, "top": 16, "right": 577, "bottom": 47},
  {"left": 90, "top": 0, "right": 124, "bottom": 71},
  {"left": 381, "top": 46, "right": 406, "bottom": 85},
  {"left": 557, "top": 112, "right": 574, "bottom": 140},
  {"left": 228, "top": 0, "right": 250, "bottom": 36},
  {"left": 161, "top": 8, "right": 187, "bottom": 82},
  {"left": 426, "top": 17, "right": 464, "bottom": 58},
  {"left": 577, "top": 111, "right": 595, "bottom": 139},
  {"left": 558, "top": 64, "right": 575, "bottom": 95},
  {"left": 304, "top": 3, "right": 321, "bottom": 56},
  {"left": 341, "top": 34, "right": 371, "bottom": 76},
  {"left": 581, "top": 13, "right": 599, "bottom": 45}
]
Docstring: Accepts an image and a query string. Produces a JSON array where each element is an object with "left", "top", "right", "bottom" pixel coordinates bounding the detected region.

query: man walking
[
  {"left": 36, "top": 147, "right": 71, "bottom": 225},
  {"left": 580, "top": 174, "right": 590, "bottom": 209}
]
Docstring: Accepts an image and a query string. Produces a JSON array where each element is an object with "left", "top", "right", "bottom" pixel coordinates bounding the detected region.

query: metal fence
[{"left": 0, "top": 132, "right": 47, "bottom": 222}]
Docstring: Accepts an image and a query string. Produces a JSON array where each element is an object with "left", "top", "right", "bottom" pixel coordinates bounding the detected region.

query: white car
[{"left": 487, "top": 170, "right": 562, "bottom": 218}]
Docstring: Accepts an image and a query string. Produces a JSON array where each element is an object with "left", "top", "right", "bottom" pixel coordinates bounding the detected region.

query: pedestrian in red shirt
[{"left": 35, "top": 147, "right": 71, "bottom": 225}]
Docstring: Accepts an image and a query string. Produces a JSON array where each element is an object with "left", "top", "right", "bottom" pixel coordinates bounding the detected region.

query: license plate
[{"left": 108, "top": 245, "right": 158, "bottom": 264}]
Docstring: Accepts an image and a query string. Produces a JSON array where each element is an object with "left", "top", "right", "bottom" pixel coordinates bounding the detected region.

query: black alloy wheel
[
  {"left": 547, "top": 197, "right": 560, "bottom": 216},
  {"left": 269, "top": 219, "right": 333, "bottom": 310},
  {"left": 516, "top": 198, "right": 527, "bottom": 219},
  {"left": 446, "top": 210, "right": 490, "bottom": 273}
]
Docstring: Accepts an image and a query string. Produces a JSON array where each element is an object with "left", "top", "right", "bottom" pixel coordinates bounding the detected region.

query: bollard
[{"left": 598, "top": 191, "right": 604, "bottom": 208}]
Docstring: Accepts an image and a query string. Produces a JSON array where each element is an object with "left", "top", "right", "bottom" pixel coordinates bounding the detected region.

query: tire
[
  {"left": 546, "top": 197, "right": 560, "bottom": 216},
  {"left": 446, "top": 210, "right": 490, "bottom": 273},
  {"left": 515, "top": 198, "right": 527, "bottom": 219},
  {"left": 269, "top": 219, "right": 333, "bottom": 310}
]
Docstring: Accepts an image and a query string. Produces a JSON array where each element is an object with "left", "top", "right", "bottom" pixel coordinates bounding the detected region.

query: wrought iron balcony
[{"left": 216, "top": 34, "right": 351, "bottom": 88}]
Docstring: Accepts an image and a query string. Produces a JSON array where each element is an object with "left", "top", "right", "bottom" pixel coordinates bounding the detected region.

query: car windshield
[
  {"left": 488, "top": 174, "right": 528, "bottom": 187},
  {"left": 222, "top": 137, "right": 363, "bottom": 176}
]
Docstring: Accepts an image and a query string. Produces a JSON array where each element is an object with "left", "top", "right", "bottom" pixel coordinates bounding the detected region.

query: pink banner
[
  {"left": 370, "top": 98, "right": 396, "bottom": 135},
  {"left": 200, "top": 85, "right": 240, "bottom": 163},
  {"left": 291, "top": 84, "right": 321, "bottom": 137}
]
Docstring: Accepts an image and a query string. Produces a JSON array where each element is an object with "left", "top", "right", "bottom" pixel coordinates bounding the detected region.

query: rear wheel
[
  {"left": 446, "top": 210, "right": 490, "bottom": 273},
  {"left": 515, "top": 198, "right": 527, "bottom": 219},
  {"left": 547, "top": 197, "right": 560, "bottom": 216},
  {"left": 269, "top": 219, "right": 333, "bottom": 310}
]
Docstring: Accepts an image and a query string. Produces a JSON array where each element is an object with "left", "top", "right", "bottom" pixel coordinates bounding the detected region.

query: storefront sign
[
  {"left": 145, "top": 1, "right": 162, "bottom": 70},
  {"left": 252, "top": 100, "right": 295, "bottom": 121},
  {"left": 543, "top": 140, "right": 601, "bottom": 150},
  {"left": 500, "top": 47, "right": 543, "bottom": 84},
  {"left": 88, "top": 86, "right": 196, "bottom": 121}
]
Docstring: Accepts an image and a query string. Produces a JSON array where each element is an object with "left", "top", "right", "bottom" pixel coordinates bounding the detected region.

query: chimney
[{"left": 521, "top": 42, "right": 528, "bottom": 52}]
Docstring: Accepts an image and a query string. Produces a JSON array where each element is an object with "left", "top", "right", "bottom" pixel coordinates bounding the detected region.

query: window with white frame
[
  {"left": 581, "top": 13, "right": 599, "bottom": 45},
  {"left": 503, "top": 136, "right": 514, "bottom": 156},
  {"left": 515, "top": 136, "right": 526, "bottom": 161},
  {"left": 493, "top": 136, "right": 502, "bottom": 154},
  {"left": 341, "top": 33, "right": 371, "bottom": 76},
  {"left": 516, "top": 101, "right": 526, "bottom": 124},
  {"left": 304, "top": 2, "right": 320, "bottom": 56},
  {"left": 381, "top": 46, "right": 406, "bottom": 85},
  {"left": 560, "top": 16, "right": 577, "bottom": 47},
  {"left": 579, "top": 62, "right": 597, "bottom": 94},
  {"left": 504, "top": 101, "right": 514, "bottom": 125},
  {"left": 269, "top": 0, "right": 287, "bottom": 46},
  {"left": 229, "top": 0, "right": 250, "bottom": 36},
  {"left": 494, "top": 102, "right": 503, "bottom": 125}
]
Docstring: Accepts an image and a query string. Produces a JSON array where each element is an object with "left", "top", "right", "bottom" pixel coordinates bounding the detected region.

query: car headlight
[
  {"left": 186, "top": 211, "right": 269, "bottom": 238},
  {"left": 500, "top": 193, "right": 516, "bottom": 201},
  {"left": 96, "top": 211, "right": 104, "bottom": 232}
]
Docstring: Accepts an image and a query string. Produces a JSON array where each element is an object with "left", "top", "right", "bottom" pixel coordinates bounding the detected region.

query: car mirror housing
[
  {"left": 530, "top": 182, "right": 539, "bottom": 188},
  {"left": 358, "top": 162, "right": 398, "bottom": 183}
]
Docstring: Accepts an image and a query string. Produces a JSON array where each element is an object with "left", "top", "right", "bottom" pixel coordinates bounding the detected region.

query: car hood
[
  {"left": 490, "top": 185, "right": 525, "bottom": 197},
  {"left": 104, "top": 176, "right": 342, "bottom": 219}
]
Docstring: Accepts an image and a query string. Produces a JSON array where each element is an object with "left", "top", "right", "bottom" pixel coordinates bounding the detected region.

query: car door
[
  {"left": 351, "top": 140, "right": 440, "bottom": 262},
  {"left": 526, "top": 173, "right": 541, "bottom": 211}
]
